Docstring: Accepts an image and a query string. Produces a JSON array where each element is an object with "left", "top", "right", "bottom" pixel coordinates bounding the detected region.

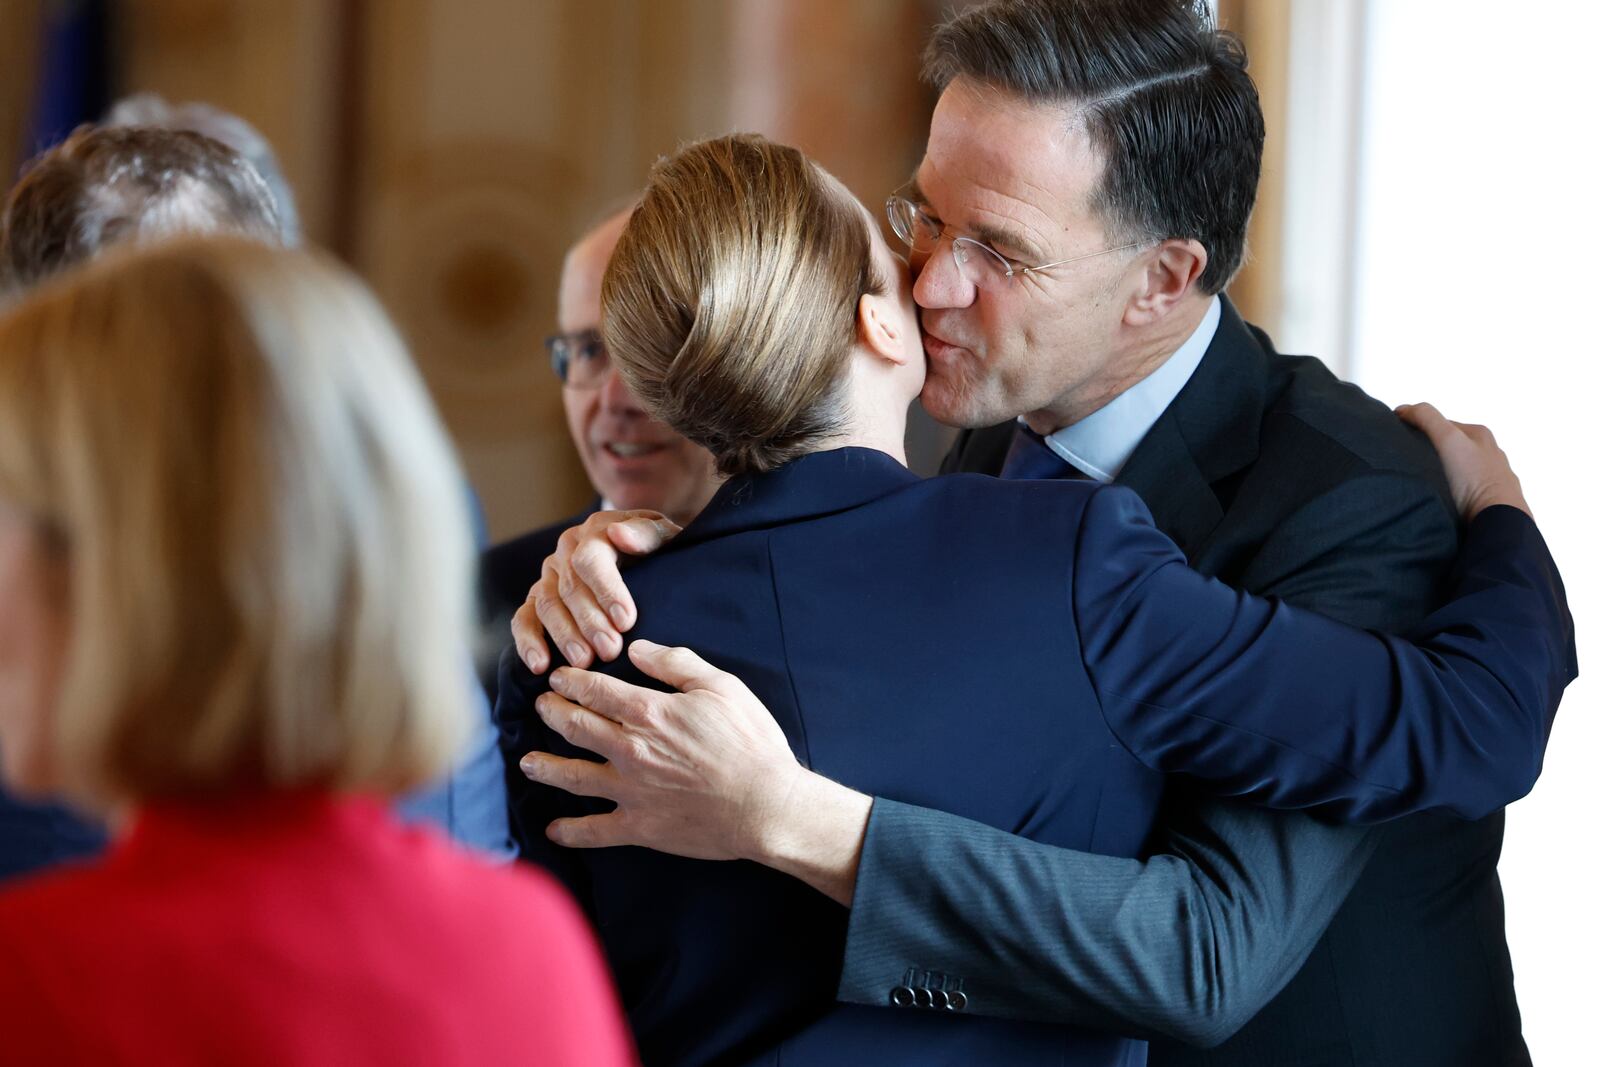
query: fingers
[
  {"left": 518, "top": 751, "right": 621, "bottom": 802},
  {"left": 530, "top": 567, "right": 594, "bottom": 670},
  {"left": 534, "top": 691, "right": 631, "bottom": 759},
  {"left": 1398, "top": 403, "right": 1500, "bottom": 451},
  {"left": 511, "top": 593, "right": 552, "bottom": 674},
  {"left": 548, "top": 666, "right": 662, "bottom": 729},
  {"left": 565, "top": 538, "right": 629, "bottom": 654},
  {"left": 546, "top": 811, "right": 633, "bottom": 849},
  {"left": 607, "top": 515, "right": 681, "bottom": 556},
  {"left": 627, "top": 639, "right": 742, "bottom": 698},
  {"left": 1399, "top": 403, "right": 1527, "bottom": 520},
  {"left": 1395, "top": 402, "right": 1457, "bottom": 447}
]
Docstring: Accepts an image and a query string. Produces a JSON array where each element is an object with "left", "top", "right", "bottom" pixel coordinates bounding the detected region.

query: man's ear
[
  {"left": 1124, "top": 238, "right": 1208, "bottom": 327},
  {"left": 857, "top": 291, "right": 910, "bottom": 366}
]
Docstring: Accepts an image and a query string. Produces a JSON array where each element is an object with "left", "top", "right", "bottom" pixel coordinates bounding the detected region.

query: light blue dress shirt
[{"left": 1041, "top": 296, "right": 1221, "bottom": 482}]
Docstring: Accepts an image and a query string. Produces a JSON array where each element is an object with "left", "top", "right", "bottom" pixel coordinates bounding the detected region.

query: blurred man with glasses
[{"left": 480, "top": 207, "right": 720, "bottom": 693}]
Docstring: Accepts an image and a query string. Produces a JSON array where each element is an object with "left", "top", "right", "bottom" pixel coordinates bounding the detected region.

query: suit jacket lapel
[
  {"left": 940, "top": 426, "right": 1011, "bottom": 476},
  {"left": 1116, "top": 297, "right": 1268, "bottom": 556},
  {"left": 940, "top": 298, "right": 1274, "bottom": 559}
]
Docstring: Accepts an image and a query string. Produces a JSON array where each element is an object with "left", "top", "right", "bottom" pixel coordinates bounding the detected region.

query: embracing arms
[
  {"left": 512, "top": 406, "right": 1572, "bottom": 826},
  {"left": 501, "top": 405, "right": 1575, "bottom": 1039}
]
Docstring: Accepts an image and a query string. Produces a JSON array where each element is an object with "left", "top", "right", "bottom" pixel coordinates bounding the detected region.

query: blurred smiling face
[
  {"left": 557, "top": 214, "right": 721, "bottom": 522},
  {"left": 0, "top": 504, "right": 68, "bottom": 795}
]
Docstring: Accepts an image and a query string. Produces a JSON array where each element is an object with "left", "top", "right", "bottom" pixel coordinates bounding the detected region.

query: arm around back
[
  {"left": 840, "top": 797, "right": 1377, "bottom": 1046},
  {"left": 1074, "top": 484, "right": 1574, "bottom": 821},
  {"left": 840, "top": 469, "right": 1570, "bottom": 1040}
]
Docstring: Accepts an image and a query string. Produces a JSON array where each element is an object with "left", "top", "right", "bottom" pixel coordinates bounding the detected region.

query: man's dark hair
[
  {"left": 2, "top": 125, "right": 283, "bottom": 291},
  {"left": 924, "top": 0, "right": 1264, "bottom": 293}
]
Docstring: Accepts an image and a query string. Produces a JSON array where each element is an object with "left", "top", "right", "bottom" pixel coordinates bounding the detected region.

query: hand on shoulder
[
  {"left": 1397, "top": 402, "right": 1531, "bottom": 522},
  {"left": 511, "top": 509, "right": 681, "bottom": 672}
]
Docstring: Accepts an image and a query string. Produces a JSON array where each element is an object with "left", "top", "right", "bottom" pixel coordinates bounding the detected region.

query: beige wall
[
  {"left": 108, "top": 0, "right": 938, "bottom": 541},
  {"left": 118, "top": 0, "right": 343, "bottom": 248},
  {"left": 1, "top": 1, "right": 44, "bottom": 186},
  {"left": 351, "top": 0, "right": 740, "bottom": 541},
  {"left": 1216, "top": 0, "right": 1290, "bottom": 338},
  {"left": 15, "top": 0, "right": 1283, "bottom": 533}
]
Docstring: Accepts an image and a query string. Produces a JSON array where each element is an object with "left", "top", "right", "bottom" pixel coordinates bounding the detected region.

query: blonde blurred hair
[
  {"left": 602, "top": 133, "right": 884, "bottom": 477},
  {"left": 0, "top": 237, "right": 472, "bottom": 809}
]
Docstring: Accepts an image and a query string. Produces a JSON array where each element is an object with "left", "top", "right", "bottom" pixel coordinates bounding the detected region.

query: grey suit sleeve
[
  {"left": 840, "top": 798, "right": 1377, "bottom": 1046},
  {"left": 837, "top": 473, "right": 1460, "bottom": 1044}
]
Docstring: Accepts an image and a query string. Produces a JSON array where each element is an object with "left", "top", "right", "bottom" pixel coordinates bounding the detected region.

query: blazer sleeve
[
  {"left": 1073, "top": 487, "right": 1576, "bottom": 822},
  {"left": 839, "top": 474, "right": 1573, "bottom": 1040},
  {"left": 838, "top": 797, "right": 1378, "bottom": 1046}
]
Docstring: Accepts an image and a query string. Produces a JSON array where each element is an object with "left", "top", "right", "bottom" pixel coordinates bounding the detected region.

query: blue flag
[{"left": 20, "top": 0, "right": 113, "bottom": 161}]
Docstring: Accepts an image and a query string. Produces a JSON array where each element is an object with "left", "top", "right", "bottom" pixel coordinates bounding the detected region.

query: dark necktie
[{"left": 999, "top": 423, "right": 1087, "bottom": 480}]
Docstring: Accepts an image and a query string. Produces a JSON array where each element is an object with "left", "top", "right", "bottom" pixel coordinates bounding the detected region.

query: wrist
[
  {"left": 1469, "top": 483, "right": 1532, "bottom": 522},
  {"left": 746, "top": 765, "right": 873, "bottom": 907}
]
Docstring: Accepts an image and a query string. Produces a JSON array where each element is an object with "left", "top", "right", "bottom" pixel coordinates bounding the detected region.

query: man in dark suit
[
  {"left": 478, "top": 206, "right": 720, "bottom": 696},
  {"left": 504, "top": 3, "right": 1550, "bottom": 1064}
]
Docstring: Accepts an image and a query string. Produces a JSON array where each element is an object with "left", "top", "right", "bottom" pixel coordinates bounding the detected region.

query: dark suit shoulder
[
  {"left": 940, "top": 423, "right": 1014, "bottom": 476},
  {"left": 1262, "top": 354, "right": 1448, "bottom": 492}
]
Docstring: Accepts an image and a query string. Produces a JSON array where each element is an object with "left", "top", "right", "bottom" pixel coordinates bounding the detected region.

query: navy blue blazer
[{"left": 496, "top": 447, "right": 1570, "bottom": 1067}]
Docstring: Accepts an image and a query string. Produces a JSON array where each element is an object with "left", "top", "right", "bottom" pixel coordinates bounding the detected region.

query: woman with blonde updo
[
  {"left": 0, "top": 238, "right": 635, "bottom": 1065},
  {"left": 496, "top": 133, "right": 1570, "bottom": 1067}
]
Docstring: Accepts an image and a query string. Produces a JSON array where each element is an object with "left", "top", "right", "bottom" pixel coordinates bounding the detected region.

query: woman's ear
[{"left": 857, "top": 291, "right": 909, "bottom": 366}]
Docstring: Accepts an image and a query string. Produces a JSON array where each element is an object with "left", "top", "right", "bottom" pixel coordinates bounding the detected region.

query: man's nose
[
  {"left": 598, "top": 365, "right": 643, "bottom": 414},
  {"left": 911, "top": 238, "right": 976, "bottom": 311}
]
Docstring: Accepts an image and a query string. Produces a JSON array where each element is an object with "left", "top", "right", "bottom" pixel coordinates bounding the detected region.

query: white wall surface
[{"left": 1343, "top": 4, "right": 1597, "bottom": 1061}]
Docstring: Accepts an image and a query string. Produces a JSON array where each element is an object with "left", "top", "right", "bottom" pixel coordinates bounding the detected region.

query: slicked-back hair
[
  {"left": 2, "top": 125, "right": 283, "bottom": 291},
  {"left": 924, "top": 0, "right": 1264, "bottom": 294},
  {"left": 603, "top": 134, "right": 886, "bottom": 478}
]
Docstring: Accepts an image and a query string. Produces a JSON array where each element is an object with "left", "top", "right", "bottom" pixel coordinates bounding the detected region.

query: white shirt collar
[{"left": 1039, "top": 296, "right": 1221, "bottom": 482}]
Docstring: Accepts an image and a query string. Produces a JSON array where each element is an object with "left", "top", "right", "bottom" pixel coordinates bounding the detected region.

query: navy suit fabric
[
  {"left": 496, "top": 447, "right": 1571, "bottom": 1067},
  {"left": 0, "top": 788, "right": 104, "bottom": 884}
]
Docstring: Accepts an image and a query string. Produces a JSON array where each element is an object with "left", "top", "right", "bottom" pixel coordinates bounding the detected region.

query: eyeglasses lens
[
  {"left": 886, "top": 195, "right": 1012, "bottom": 288},
  {"left": 548, "top": 331, "right": 609, "bottom": 388}
]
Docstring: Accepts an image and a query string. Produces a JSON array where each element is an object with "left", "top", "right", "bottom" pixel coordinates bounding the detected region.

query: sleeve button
[
  {"left": 929, "top": 989, "right": 950, "bottom": 1010},
  {"left": 946, "top": 990, "right": 968, "bottom": 1011},
  {"left": 889, "top": 986, "right": 915, "bottom": 1008},
  {"left": 913, "top": 987, "right": 933, "bottom": 1008}
]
